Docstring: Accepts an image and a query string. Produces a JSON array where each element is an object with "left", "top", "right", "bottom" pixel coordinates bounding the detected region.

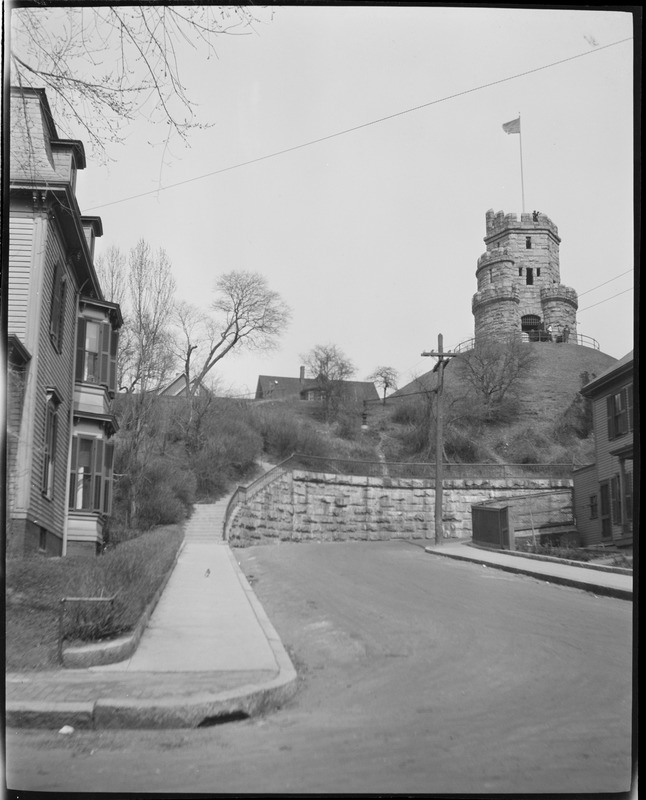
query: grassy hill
[{"left": 376, "top": 343, "right": 618, "bottom": 467}]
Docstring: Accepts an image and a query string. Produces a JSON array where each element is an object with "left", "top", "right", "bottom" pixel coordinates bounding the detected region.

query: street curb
[
  {"left": 91, "top": 546, "right": 298, "bottom": 729},
  {"left": 424, "top": 548, "right": 633, "bottom": 601},
  {"left": 6, "top": 544, "right": 298, "bottom": 730},
  {"left": 4, "top": 701, "right": 95, "bottom": 730},
  {"left": 62, "top": 537, "right": 187, "bottom": 668},
  {"left": 465, "top": 542, "right": 633, "bottom": 575}
]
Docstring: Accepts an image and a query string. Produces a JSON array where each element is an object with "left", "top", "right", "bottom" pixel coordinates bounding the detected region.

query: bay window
[
  {"left": 69, "top": 435, "right": 114, "bottom": 514},
  {"left": 75, "top": 317, "right": 118, "bottom": 394}
]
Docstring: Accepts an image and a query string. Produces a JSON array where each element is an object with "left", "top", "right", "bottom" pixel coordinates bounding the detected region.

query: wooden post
[{"left": 421, "top": 334, "right": 458, "bottom": 545}]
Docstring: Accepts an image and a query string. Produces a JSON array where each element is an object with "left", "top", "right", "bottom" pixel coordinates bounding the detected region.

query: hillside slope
[{"left": 395, "top": 343, "right": 617, "bottom": 421}]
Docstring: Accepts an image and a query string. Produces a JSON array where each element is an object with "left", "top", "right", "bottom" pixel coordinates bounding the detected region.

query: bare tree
[
  {"left": 178, "top": 271, "right": 291, "bottom": 397},
  {"left": 367, "top": 366, "right": 398, "bottom": 405},
  {"left": 301, "top": 344, "right": 356, "bottom": 421},
  {"left": 94, "top": 244, "right": 127, "bottom": 310},
  {"left": 121, "top": 240, "right": 178, "bottom": 394},
  {"left": 453, "top": 336, "right": 536, "bottom": 421},
  {"left": 9, "top": 6, "right": 270, "bottom": 162}
]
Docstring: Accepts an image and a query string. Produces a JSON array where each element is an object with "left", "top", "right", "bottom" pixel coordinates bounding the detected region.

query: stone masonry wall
[{"left": 228, "top": 470, "right": 572, "bottom": 546}]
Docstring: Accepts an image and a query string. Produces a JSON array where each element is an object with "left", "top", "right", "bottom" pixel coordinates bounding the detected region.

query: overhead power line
[
  {"left": 578, "top": 287, "right": 633, "bottom": 312},
  {"left": 85, "top": 37, "right": 631, "bottom": 212},
  {"left": 578, "top": 269, "right": 633, "bottom": 297}
]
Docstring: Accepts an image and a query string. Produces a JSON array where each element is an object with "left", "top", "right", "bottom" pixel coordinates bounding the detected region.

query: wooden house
[
  {"left": 572, "top": 351, "right": 634, "bottom": 547},
  {"left": 6, "top": 87, "right": 122, "bottom": 556},
  {"left": 255, "top": 367, "right": 379, "bottom": 404}
]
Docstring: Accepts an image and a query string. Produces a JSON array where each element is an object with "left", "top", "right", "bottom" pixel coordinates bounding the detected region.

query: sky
[{"left": 61, "top": 6, "right": 635, "bottom": 396}]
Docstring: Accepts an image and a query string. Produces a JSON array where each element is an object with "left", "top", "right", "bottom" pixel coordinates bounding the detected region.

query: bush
[
  {"left": 134, "top": 458, "right": 196, "bottom": 529},
  {"left": 64, "top": 525, "right": 184, "bottom": 641},
  {"left": 251, "top": 405, "right": 331, "bottom": 460}
]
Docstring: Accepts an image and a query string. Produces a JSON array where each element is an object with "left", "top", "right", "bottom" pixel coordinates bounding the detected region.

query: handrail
[
  {"left": 451, "top": 332, "right": 600, "bottom": 353},
  {"left": 224, "top": 455, "right": 296, "bottom": 538},
  {"left": 224, "top": 456, "right": 575, "bottom": 540}
]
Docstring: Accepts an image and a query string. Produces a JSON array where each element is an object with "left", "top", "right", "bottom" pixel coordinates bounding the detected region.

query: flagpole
[{"left": 518, "top": 112, "right": 526, "bottom": 213}]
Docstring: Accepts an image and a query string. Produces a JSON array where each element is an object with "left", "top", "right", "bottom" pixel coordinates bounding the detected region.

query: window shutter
[
  {"left": 627, "top": 384, "right": 633, "bottom": 432},
  {"left": 99, "top": 322, "right": 111, "bottom": 387},
  {"left": 75, "top": 318, "right": 86, "bottom": 382},
  {"left": 611, "top": 475, "right": 622, "bottom": 524},
  {"left": 41, "top": 404, "right": 51, "bottom": 493},
  {"left": 69, "top": 436, "right": 79, "bottom": 507},
  {"left": 109, "top": 328, "right": 119, "bottom": 394},
  {"left": 58, "top": 277, "right": 67, "bottom": 347},
  {"left": 94, "top": 438, "right": 104, "bottom": 511},
  {"left": 606, "top": 395, "right": 615, "bottom": 439},
  {"left": 50, "top": 265, "right": 61, "bottom": 339},
  {"left": 104, "top": 441, "right": 114, "bottom": 514}
]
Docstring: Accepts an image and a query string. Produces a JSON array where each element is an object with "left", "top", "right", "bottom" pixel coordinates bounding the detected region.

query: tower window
[
  {"left": 526, "top": 236, "right": 532, "bottom": 249},
  {"left": 526, "top": 268, "right": 534, "bottom": 285},
  {"left": 537, "top": 268, "right": 541, "bottom": 277},
  {"left": 489, "top": 269, "right": 493, "bottom": 283},
  {"left": 518, "top": 267, "right": 523, "bottom": 277}
]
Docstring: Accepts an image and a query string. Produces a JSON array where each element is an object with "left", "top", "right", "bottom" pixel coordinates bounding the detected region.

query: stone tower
[{"left": 472, "top": 209, "right": 578, "bottom": 342}]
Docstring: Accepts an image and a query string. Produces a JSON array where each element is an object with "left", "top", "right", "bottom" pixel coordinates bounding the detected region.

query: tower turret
[{"left": 472, "top": 209, "right": 578, "bottom": 342}]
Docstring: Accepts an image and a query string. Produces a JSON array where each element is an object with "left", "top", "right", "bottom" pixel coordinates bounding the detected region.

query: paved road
[{"left": 6, "top": 541, "right": 634, "bottom": 794}]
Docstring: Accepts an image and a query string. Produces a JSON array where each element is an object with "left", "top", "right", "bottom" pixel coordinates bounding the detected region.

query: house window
[
  {"left": 610, "top": 475, "right": 622, "bottom": 525},
  {"left": 69, "top": 436, "right": 114, "bottom": 514},
  {"left": 622, "top": 459, "right": 633, "bottom": 529},
  {"left": 526, "top": 268, "right": 534, "bottom": 286},
  {"left": 589, "top": 494, "right": 598, "bottom": 519},
  {"left": 42, "top": 391, "right": 61, "bottom": 497},
  {"left": 526, "top": 236, "right": 532, "bottom": 249},
  {"left": 49, "top": 263, "right": 67, "bottom": 351},
  {"left": 75, "top": 318, "right": 118, "bottom": 394},
  {"left": 606, "top": 384, "right": 633, "bottom": 439},
  {"left": 39, "top": 528, "right": 47, "bottom": 553}
]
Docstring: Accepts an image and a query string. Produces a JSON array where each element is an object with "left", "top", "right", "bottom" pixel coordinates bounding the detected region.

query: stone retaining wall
[{"left": 228, "top": 470, "right": 572, "bottom": 546}]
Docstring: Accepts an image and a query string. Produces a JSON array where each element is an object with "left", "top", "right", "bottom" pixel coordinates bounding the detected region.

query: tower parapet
[{"left": 473, "top": 210, "right": 578, "bottom": 343}]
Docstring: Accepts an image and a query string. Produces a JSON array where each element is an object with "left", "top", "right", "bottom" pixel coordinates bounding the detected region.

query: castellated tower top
[
  {"left": 484, "top": 209, "right": 560, "bottom": 241},
  {"left": 472, "top": 209, "right": 578, "bottom": 344}
]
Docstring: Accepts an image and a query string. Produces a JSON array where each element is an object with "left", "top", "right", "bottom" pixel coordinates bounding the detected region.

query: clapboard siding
[
  {"left": 26, "top": 220, "right": 77, "bottom": 538},
  {"left": 7, "top": 214, "right": 34, "bottom": 339},
  {"left": 572, "top": 464, "right": 601, "bottom": 546}
]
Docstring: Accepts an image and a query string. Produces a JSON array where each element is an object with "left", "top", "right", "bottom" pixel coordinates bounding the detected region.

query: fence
[
  {"left": 451, "top": 332, "right": 600, "bottom": 353},
  {"left": 473, "top": 489, "right": 576, "bottom": 550},
  {"left": 284, "top": 454, "right": 574, "bottom": 481}
]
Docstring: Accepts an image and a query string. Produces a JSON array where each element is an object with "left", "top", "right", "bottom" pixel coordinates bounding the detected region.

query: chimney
[{"left": 300, "top": 366, "right": 305, "bottom": 384}]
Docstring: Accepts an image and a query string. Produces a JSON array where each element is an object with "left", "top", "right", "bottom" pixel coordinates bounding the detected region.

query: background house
[
  {"left": 6, "top": 86, "right": 122, "bottom": 556},
  {"left": 572, "top": 351, "right": 634, "bottom": 548},
  {"left": 255, "top": 366, "right": 379, "bottom": 404}
]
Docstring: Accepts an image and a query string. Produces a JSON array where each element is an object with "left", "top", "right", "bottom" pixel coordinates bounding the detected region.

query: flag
[{"left": 502, "top": 117, "right": 520, "bottom": 135}]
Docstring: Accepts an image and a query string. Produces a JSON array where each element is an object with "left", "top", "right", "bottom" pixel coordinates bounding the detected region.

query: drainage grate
[{"left": 197, "top": 710, "right": 249, "bottom": 727}]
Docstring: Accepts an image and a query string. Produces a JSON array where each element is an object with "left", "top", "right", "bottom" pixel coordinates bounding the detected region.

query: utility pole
[{"left": 421, "top": 334, "right": 458, "bottom": 545}]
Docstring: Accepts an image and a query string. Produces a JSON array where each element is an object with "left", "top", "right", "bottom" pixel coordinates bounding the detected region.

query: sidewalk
[
  {"left": 6, "top": 505, "right": 632, "bottom": 731},
  {"left": 6, "top": 499, "right": 297, "bottom": 730},
  {"left": 424, "top": 539, "right": 633, "bottom": 600}
]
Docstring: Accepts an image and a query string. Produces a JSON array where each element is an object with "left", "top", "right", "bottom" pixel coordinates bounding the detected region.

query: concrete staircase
[{"left": 184, "top": 501, "right": 230, "bottom": 544}]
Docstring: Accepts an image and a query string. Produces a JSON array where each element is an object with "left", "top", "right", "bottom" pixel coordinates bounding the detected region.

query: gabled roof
[
  {"left": 255, "top": 375, "right": 379, "bottom": 402},
  {"left": 256, "top": 375, "right": 316, "bottom": 400},
  {"left": 580, "top": 351, "right": 633, "bottom": 397}
]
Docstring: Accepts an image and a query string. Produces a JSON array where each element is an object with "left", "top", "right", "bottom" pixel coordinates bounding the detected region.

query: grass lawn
[{"left": 5, "top": 524, "right": 184, "bottom": 671}]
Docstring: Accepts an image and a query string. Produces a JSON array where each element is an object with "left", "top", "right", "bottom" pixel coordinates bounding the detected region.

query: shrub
[
  {"left": 64, "top": 525, "right": 184, "bottom": 641},
  {"left": 251, "top": 405, "right": 330, "bottom": 460},
  {"left": 134, "top": 458, "right": 196, "bottom": 529}
]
